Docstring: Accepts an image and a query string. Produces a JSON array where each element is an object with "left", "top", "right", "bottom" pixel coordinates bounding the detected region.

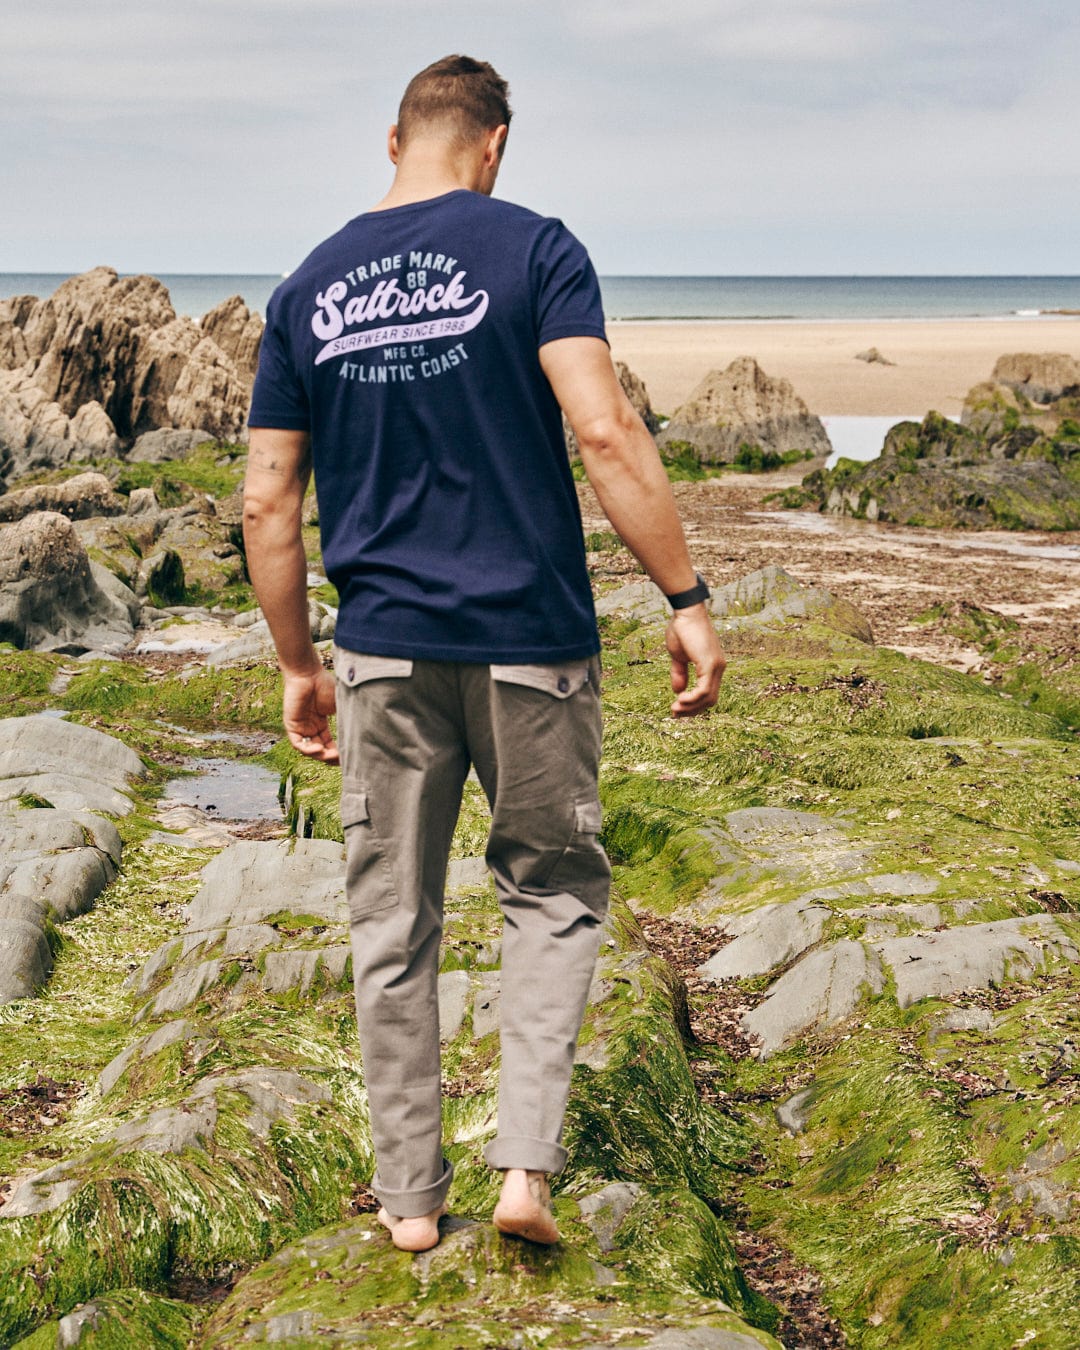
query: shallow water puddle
[{"left": 161, "top": 758, "right": 283, "bottom": 821}]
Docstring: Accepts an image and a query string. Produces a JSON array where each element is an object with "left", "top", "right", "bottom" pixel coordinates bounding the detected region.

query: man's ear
[
  {"left": 486, "top": 124, "right": 508, "bottom": 165},
  {"left": 387, "top": 124, "right": 400, "bottom": 165}
]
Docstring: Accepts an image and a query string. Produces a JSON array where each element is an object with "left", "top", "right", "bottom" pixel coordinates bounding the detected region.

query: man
[{"left": 244, "top": 54, "right": 725, "bottom": 1255}]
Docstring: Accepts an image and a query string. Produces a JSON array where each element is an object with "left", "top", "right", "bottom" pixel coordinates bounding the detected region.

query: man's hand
[
  {"left": 283, "top": 666, "right": 340, "bottom": 762},
  {"left": 666, "top": 606, "right": 726, "bottom": 717}
]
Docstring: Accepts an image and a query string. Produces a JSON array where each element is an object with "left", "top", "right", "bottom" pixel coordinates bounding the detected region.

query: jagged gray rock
[{"left": 0, "top": 270, "right": 260, "bottom": 479}]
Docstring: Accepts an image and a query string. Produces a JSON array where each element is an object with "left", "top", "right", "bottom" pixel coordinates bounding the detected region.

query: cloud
[{"left": 2, "top": 1, "right": 1078, "bottom": 272}]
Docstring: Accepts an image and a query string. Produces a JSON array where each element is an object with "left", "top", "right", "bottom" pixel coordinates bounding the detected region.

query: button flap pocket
[
  {"left": 333, "top": 648, "right": 414, "bottom": 686},
  {"left": 490, "top": 660, "right": 591, "bottom": 699},
  {"left": 340, "top": 789, "right": 371, "bottom": 828}
]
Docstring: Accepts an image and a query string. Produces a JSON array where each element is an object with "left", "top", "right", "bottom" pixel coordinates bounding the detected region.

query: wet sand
[{"left": 606, "top": 318, "right": 1080, "bottom": 418}]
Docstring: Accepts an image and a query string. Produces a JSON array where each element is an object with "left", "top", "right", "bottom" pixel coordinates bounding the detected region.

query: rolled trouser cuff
[
  {"left": 372, "top": 1156, "right": 454, "bottom": 1219},
  {"left": 483, "top": 1135, "right": 568, "bottom": 1173}
]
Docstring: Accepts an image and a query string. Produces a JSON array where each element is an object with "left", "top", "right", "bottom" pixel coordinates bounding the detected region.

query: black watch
[{"left": 666, "top": 571, "right": 710, "bottom": 610}]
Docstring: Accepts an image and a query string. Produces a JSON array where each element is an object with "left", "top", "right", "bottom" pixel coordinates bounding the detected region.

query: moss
[
  {"left": 60, "top": 664, "right": 284, "bottom": 733},
  {"left": 0, "top": 649, "right": 63, "bottom": 715},
  {"left": 112, "top": 441, "right": 247, "bottom": 503},
  {"left": 198, "top": 1212, "right": 784, "bottom": 1348},
  {"left": 11, "top": 1289, "right": 203, "bottom": 1349}
]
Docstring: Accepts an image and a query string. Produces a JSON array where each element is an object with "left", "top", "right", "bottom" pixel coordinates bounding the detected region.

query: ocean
[{"left": 2, "top": 273, "right": 1080, "bottom": 323}]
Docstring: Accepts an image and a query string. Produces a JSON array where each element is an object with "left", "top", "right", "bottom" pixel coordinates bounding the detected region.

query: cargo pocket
[
  {"left": 545, "top": 796, "right": 611, "bottom": 920},
  {"left": 341, "top": 786, "right": 399, "bottom": 919},
  {"left": 334, "top": 649, "right": 414, "bottom": 687},
  {"left": 489, "top": 660, "right": 592, "bottom": 698}
]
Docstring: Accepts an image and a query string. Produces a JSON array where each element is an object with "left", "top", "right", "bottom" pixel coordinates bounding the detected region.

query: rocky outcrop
[
  {"left": 991, "top": 351, "right": 1080, "bottom": 404},
  {"left": 0, "top": 511, "right": 138, "bottom": 652},
  {"left": 801, "top": 368, "right": 1080, "bottom": 529},
  {"left": 0, "top": 269, "right": 261, "bottom": 482},
  {"left": 0, "top": 368, "right": 121, "bottom": 481},
  {"left": 0, "top": 834, "right": 780, "bottom": 1347},
  {"left": 657, "top": 357, "right": 830, "bottom": 464},
  {"left": 0, "top": 471, "right": 126, "bottom": 523},
  {"left": 564, "top": 359, "right": 660, "bottom": 459}
]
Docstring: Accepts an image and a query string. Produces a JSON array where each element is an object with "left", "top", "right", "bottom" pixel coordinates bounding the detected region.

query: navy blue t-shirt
[{"left": 248, "top": 189, "right": 608, "bottom": 663}]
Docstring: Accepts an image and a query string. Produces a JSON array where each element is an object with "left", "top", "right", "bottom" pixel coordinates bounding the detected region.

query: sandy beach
[{"left": 607, "top": 318, "right": 1080, "bottom": 419}]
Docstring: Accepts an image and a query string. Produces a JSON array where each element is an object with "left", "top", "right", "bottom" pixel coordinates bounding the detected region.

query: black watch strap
[{"left": 666, "top": 571, "right": 710, "bottom": 610}]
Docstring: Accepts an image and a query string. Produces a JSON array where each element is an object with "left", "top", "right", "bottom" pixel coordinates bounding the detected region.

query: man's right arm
[{"left": 539, "top": 336, "right": 726, "bottom": 717}]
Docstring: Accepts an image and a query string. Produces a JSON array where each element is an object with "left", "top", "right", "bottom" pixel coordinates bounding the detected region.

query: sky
[{"left": 3, "top": 1, "right": 1078, "bottom": 276}]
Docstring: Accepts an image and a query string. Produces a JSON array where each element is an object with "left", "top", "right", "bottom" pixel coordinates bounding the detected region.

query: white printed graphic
[
  {"left": 310, "top": 262, "right": 489, "bottom": 369},
  {"left": 314, "top": 293, "right": 488, "bottom": 366}
]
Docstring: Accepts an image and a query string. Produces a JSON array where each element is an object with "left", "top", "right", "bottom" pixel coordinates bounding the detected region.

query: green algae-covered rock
[
  {"left": 801, "top": 394, "right": 1080, "bottom": 529},
  {"left": 11, "top": 1289, "right": 199, "bottom": 1349},
  {"left": 197, "top": 1212, "right": 783, "bottom": 1348}
]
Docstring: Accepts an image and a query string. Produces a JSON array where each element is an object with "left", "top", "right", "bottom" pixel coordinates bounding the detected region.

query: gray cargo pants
[{"left": 334, "top": 648, "right": 611, "bottom": 1220}]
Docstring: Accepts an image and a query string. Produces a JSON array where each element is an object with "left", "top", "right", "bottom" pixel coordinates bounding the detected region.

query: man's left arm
[{"left": 243, "top": 427, "right": 339, "bottom": 762}]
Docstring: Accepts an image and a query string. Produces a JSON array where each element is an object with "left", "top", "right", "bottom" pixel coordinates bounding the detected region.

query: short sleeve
[
  {"left": 247, "top": 292, "right": 311, "bottom": 430},
  {"left": 532, "top": 220, "right": 608, "bottom": 349}
]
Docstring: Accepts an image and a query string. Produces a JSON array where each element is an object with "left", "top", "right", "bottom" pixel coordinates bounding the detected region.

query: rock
[
  {"left": 658, "top": 357, "right": 830, "bottom": 465},
  {"left": 437, "top": 968, "right": 471, "bottom": 1042},
  {"left": 0, "top": 471, "right": 125, "bottom": 524},
  {"left": 446, "top": 854, "right": 490, "bottom": 892},
  {"left": 577, "top": 1180, "right": 645, "bottom": 1251},
  {"left": 134, "top": 547, "right": 186, "bottom": 606},
  {"left": 991, "top": 352, "right": 1080, "bottom": 404},
  {"left": 126, "top": 486, "right": 159, "bottom": 514},
  {"left": 0, "top": 368, "right": 121, "bottom": 481},
  {"left": 564, "top": 360, "right": 660, "bottom": 459},
  {"left": 199, "top": 295, "right": 263, "bottom": 382},
  {"left": 0, "top": 511, "right": 135, "bottom": 653},
  {"left": 57, "top": 1302, "right": 103, "bottom": 1346},
  {"left": 128, "top": 427, "right": 213, "bottom": 463},
  {"left": 0, "top": 912, "right": 53, "bottom": 1004},
  {"left": 698, "top": 897, "right": 831, "bottom": 981},
  {"left": 0, "top": 713, "right": 144, "bottom": 813},
  {"left": 0, "top": 268, "right": 260, "bottom": 476},
  {"left": 471, "top": 968, "right": 502, "bottom": 1038},
  {"left": 927, "top": 1006, "right": 994, "bottom": 1045},
  {"left": 741, "top": 940, "right": 886, "bottom": 1057},
  {"left": 0, "top": 736, "right": 133, "bottom": 1004},
  {"left": 872, "top": 914, "right": 1079, "bottom": 1008},
  {"left": 806, "top": 392, "right": 1080, "bottom": 530},
  {"left": 742, "top": 915, "right": 1080, "bottom": 1056},
  {"left": 195, "top": 1209, "right": 778, "bottom": 1349},
  {"left": 595, "top": 564, "right": 873, "bottom": 644},
  {"left": 98, "top": 1018, "right": 197, "bottom": 1096},
  {"left": 774, "top": 1086, "right": 817, "bottom": 1135},
  {"left": 855, "top": 347, "right": 896, "bottom": 365}
]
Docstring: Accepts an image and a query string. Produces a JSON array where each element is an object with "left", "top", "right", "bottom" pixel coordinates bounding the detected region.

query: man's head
[{"left": 396, "top": 55, "right": 512, "bottom": 157}]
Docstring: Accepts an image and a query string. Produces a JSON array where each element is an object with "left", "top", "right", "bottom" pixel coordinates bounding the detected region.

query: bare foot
[
  {"left": 377, "top": 1201, "right": 448, "bottom": 1252},
  {"left": 493, "top": 1168, "right": 560, "bottom": 1244}
]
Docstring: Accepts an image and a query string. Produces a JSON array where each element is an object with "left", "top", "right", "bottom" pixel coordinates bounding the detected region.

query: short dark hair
[{"left": 397, "top": 55, "right": 512, "bottom": 151}]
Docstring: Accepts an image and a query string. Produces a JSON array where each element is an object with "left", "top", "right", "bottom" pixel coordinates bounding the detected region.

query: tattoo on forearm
[{"left": 250, "top": 445, "right": 287, "bottom": 476}]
